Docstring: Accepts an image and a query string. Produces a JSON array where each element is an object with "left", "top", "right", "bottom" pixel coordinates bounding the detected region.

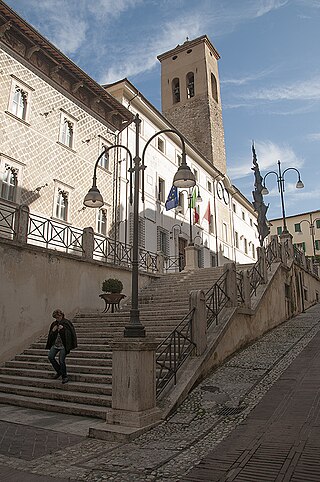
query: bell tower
[{"left": 157, "top": 35, "right": 227, "bottom": 175}]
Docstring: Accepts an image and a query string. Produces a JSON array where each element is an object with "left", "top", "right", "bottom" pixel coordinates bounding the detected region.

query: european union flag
[{"left": 165, "top": 185, "right": 178, "bottom": 211}]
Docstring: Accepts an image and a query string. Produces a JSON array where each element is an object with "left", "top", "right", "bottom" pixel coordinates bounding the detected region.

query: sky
[{"left": 4, "top": 0, "right": 320, "bottom": 220}]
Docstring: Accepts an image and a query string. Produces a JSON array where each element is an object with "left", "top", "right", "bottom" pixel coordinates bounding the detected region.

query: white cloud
[
  {"left": 222, "top": 67, "right": 277, "bottom": 86},
  {"left": 241, "top": 78, "right": 320, "bottom": 102},
  {"left": 308, "top": 133, "right": 320, "bottom": 141},
  {"left": 229, "top": 140, "right": 304, "bottom": 180}
]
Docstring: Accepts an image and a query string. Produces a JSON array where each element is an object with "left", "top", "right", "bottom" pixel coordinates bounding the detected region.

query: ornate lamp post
[
  {"left": 261, "top": 160, "right": 304, "bottom": 234},
  {"left": 176, "top": 187, "right": 202, "bottom": 245},
  {"left": 298, "top": 218, "right": 320, "bottom": 257},
  {"left": 84, "top": 113, "right": 195, "bottom": 337}
]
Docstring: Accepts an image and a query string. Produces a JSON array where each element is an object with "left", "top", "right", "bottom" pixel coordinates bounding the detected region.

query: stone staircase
[{"left": 0, "top": 267, "right": 224, "bottom": 419}]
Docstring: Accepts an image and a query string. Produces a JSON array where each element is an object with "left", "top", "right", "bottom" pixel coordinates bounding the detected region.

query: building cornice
[
  {"left": 0, "top": 1, "right": 133, "bottom": 132},
  {"left": 157, "top": 35, "right": 220, "bottom": 62}
]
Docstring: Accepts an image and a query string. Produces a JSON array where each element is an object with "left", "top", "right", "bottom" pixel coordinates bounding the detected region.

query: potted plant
[
  {"left": 99, "top": 278, "right": 126, "bottom": 313},
  {"left": 102, "top": 278, "right": 123, "bottom": 294}
]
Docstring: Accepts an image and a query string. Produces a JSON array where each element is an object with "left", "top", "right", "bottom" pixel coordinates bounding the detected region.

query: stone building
[{"left": 0, "top": 1, "right": 259, "bottom": 269}]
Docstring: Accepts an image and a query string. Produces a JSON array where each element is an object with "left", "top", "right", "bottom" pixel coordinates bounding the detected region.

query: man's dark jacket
[{"left": 46, "top": 318, "right": 77, "bottom": 354}]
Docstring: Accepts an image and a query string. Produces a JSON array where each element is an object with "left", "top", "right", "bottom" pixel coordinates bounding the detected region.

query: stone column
[
  {"left": 183, "top": 245, "right": 199, "bottom": 271},
  {"left": 189, "top": 290, "right": 207, "bottom": 355},
  {"left": 82, "top": 227, "right": 94, "bottom": 259},
  {"left": 156, "top": 251, "right": 164, "bottom": 274},
  {"left": 106, "top": 338, "right": 160, "bottom": 429},
  {"left": 13, "top": 204, "right": 29, "bottom": 244}
]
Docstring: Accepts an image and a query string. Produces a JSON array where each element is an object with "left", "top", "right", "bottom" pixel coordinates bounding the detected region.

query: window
[
  {"left": 244, "top": 238, "right": 248, "bottom": 254},
  {"left": 211, "top": 73, "right": 218, "bottom": 102},
  {"left": 158, "top": 177, "right": 165, "bottom": 202},
  {"left": 178, "top": 192, "right": 185, "bottom": 213},
  {"left": 234, "top": 231, "right": 239, "bottom": 249},
  {"left": 157, "top": 227, "right": 169, "bottom": 255},
  {"left": 8, "top": 77, "right": 33, "bottom": 122},
  {"left": 222, "top": 222, "right": 228, "bottom": 242},
  {"left": 315, "top": 240, "right": 320, "bottom": 251},
  {"left": 172, "top": 78, "right": 180, "bottom": 103},
  {"left": 250, "top": 218, "right": 253, "bottom": 227},
  {"left": 97, "top": 208, "right": 107, "bottom": 235},
  {"left": 99, "top": 140, "right": 111, "bottom": 170},
  {"left": 294, "top": 223, "right": 301, "bottom": 232},
  {"left": 129, "top": 214, "right": 145, "bottom": 248},
  {"left": 193, "top": 168, "right": 199, "bottom": 182},
  {"left": 157, "top": 137, "right": 165, "bottom": 154},
  {"left": 1, "top": 164, "right": 18, "bottom": 202},
  {"left": 316, "top": 220, "right": 320, "bottom": 229},
  {"left": 55, "top": 189, "right": 68, "bottom": 221},
  {"left": 186, "top": 72, "right": 195, "bottom": 98},
  {"left": 232, "top": 203, "right": 236, "bottom": 213},
  {"left": 59, "top": 112, "right": 76, "bottom": 149},
  {"left": 242, "top": 211, "right": 245, "bottom": 221},
  {"left": 277, "top": 226, "right": 282, "bottom": 235},
  {"left": 252, "top": 244, "right": 256, "bottom": 259},
  {"left": 207, "top": 180, "right": 212, "bottom": 192},
  {"left": 176, "top": 153, "right": 182, "bottom": 166},
  {"left": 295, "top": 242, "right": 306, "bottom": 252}
]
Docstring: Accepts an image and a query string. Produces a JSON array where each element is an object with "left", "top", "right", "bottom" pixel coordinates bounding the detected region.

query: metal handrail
[
  {"left": 236, "top": 270, "right": 245, "bottom": 305},
  {"left": 248, "top": 257, "right": 264, "bottom": 296},
  {"left": 156, "top": 308, "right": 196, "bottom": 397},
  {"left": 205, "top": 270, "right": 230, "bottom": 327},
  {"left": 28, "top": 213, "right": 84, "bottom": 254},
  {"left": 0, "top": 203, "right": 16, "bottom": 238}
]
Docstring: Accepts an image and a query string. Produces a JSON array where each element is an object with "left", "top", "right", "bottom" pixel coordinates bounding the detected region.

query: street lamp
[
  {"left": 84, "top": 113, "right": 195, "bottom": 337},
  {"left": 176, "top": 187, "right": 202, "bottom": 245},
  {"left": 298, "top": 218, "right": 320, "bottom": 257},
  {"left": 261, "top": 160, "right": 304, "bottom": 234}
]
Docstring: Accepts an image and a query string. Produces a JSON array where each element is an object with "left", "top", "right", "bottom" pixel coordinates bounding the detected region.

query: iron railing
[
  {"left": 0, "top": 203, "right": 16, "bottom": 239},
  {"left": 293, "top": 245, "right": 304, "bottom": 266},
  {"left": 93, "top": 235, "right": 132, "bottom": 265},
  {"left": 27, "top": 213, "right": 84, "bottom": 254},
  {"left": 156, "top": 308, "right": 196, "bottom": 397},
  {"left": 248, "top": 257, "right": 264, "bottom": 296},
  {"left": 266, "top": 238, "right": 280, "bottom": 269},
  {"left": 205, "top": 270, "right": 230, "bottom": 327},
  {"left": 236, "top": 270, "right": 245, "bottom": 305}
]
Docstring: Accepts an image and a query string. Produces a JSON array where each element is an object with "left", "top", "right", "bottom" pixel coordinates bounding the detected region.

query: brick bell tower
[{"left": 157, "top": 35, "right": 227, "bottom": 175}]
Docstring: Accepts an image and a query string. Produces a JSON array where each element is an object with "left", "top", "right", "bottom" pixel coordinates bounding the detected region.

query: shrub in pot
[{"left": 102, "top": 278, "right": 123, "bottom": 294}]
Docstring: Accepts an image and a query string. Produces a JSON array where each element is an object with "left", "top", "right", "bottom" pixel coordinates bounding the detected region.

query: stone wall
[{"left": 0, "top": 239, "right": 156, "bottom": 364}]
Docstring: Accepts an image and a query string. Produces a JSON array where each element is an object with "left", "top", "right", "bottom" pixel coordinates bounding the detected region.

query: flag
[
  {"left": 203, "top": 201, "right": 211, "bottom": 224},
  {"left": 194, "top": 208, "right": 200, "bottom": 224},
  {"left": 189, "top": 188, "right": 197, "bottom": 209},
  {"left": 165, "top": 185, "right": 178, "bottom": 210}
]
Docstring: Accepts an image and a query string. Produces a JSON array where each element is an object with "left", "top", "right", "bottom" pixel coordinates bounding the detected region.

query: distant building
[
  {"left": 269, "top": 210, "right": 320, "bottom": 257},
  {"left": 0, "top": 2, "right": 259, "bottom": 268}
]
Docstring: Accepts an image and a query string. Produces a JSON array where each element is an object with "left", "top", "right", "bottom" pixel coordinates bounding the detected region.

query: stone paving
[{"left": 1, "top": 303, "right": 320, "bottom": 481}]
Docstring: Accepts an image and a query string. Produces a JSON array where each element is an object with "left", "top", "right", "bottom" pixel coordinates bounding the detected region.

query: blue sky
[{"left": 5, "top": 0, "right": 320, "bottom": 220}]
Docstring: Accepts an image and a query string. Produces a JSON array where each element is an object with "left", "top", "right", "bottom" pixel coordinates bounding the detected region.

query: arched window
[
  {"left": 172, "top": 78, "right": 180, "bottom": 104},
  {"left": 211, "top": 73, "right": 218, "bottom": 102},
  {"left": 186, "top": 72, "right": 195, "bottom": 98}
]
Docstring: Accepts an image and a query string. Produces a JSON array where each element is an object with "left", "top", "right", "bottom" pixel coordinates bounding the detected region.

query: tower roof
[{"left": 157, "top": 34, "right": 220, "bottom": 62}]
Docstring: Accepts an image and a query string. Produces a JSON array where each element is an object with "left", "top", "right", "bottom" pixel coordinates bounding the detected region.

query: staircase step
[
  {"left": 0, "top": 383, "right": 112, "bottom": 406},
  {"left": 4, "top": 361, "right": 112, "bottom": 375},
  {"left": 0, "top": 392, "right": 107, "bottom": 418},
  {"left": 0, "top": 375, "right": 111, "bottom": 395},
  {"left": 0, "top": 367, "right": 112, "bottom": 383}
]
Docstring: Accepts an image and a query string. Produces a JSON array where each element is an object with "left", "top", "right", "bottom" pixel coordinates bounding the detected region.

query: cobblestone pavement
[{"left": 1, "top": 303, "right": 320, "bottom": 482}]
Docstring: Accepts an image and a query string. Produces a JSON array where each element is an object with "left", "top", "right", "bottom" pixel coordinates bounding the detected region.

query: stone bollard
[
  {"left": 189, "top": 290, "right": 207, "bottom": 356},
  {"left": 183, "top": 245, "right": 199, "bottom": 271},
  {"left": 14, "top": 204, "right": 29, "bottom": 244},
  {"left": 156, "top": 251, "right": 164, "bottom": 274},
  {"left": 82, "top": 227, "right": 94, "bottom": 259},
  {"left": 106, "top": 338, "right": 160, "bottom": 430}
]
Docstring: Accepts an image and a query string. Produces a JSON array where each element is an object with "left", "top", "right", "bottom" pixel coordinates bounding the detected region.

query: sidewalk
[{"left": 1, "top": 303, "right": 320, "bottom": 481}]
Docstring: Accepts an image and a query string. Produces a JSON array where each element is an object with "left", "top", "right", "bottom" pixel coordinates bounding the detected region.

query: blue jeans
[{"left": 48, "top": 346, "right": 67, "bottom": 378}]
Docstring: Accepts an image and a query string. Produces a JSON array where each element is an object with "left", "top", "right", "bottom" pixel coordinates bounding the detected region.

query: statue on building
[{"left": 251, "top": 143, "right": 270, "bottom": 246}]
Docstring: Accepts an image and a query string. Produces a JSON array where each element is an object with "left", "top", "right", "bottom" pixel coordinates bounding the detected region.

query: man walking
[{"left": 46, "top": 309, "right": 77, "bottom": 384}]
